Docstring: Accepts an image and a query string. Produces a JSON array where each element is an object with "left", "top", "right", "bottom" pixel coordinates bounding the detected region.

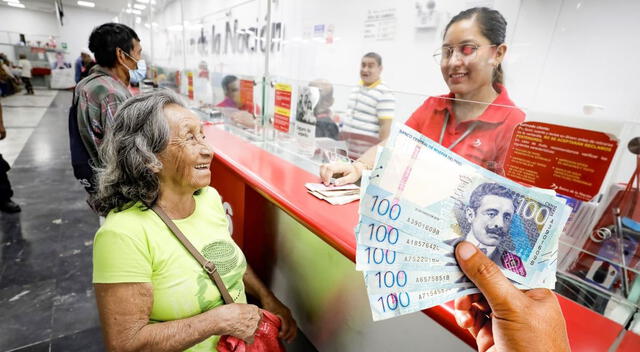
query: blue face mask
[
  {"left": 129, "top": 59, "right": 146, "bottom": 84},
  {"left": 122, "top": 51, "right": 146, "bottom": 84}
]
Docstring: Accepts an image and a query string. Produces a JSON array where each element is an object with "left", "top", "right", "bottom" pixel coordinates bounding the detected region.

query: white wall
[
  {"left": 0, "top": 6, "right": 59, "bottom": 37},
  {"left": 59, "top": 6, "right": 116, "bottom": 63},
  {"left": 0, "top": 6, "right": 59, "bottom": 60},
  {"left": 0, "top": 5, "right": 116, "bottom": 62}
]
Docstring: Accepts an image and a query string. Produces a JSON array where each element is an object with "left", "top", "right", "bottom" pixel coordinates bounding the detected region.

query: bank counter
[{"left": 203, "top": 123, "right": 640, "bottom": 351}]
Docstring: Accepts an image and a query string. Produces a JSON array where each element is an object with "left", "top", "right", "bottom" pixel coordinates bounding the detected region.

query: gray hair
[{"left": 90, "top": 89, "right": 186, "bottom": 216}]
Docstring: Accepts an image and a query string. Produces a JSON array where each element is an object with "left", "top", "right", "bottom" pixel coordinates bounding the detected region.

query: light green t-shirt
[{"left": 93, "top": 186, "right": 247, "bottom": 351}]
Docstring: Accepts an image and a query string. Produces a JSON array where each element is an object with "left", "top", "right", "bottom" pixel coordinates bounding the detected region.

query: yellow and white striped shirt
[{"left": 344, "top": 80, "right": 396, "bottom": 138}]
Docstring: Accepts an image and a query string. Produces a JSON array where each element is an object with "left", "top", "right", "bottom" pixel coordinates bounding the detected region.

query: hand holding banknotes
[{"left": 453, "top": 241, "right": 570, "bottom": 352}]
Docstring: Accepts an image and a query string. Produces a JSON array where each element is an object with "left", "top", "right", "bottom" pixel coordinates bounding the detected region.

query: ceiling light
[
  {"left": 133, "top": 4, "right": 145, "bottom": 10},
  {"left": 135, "top": 16, "right": 141, "bottom": 24},
  {"left": 136, "top": 0, "right": 149, "bottom": 3},
  {"left": 77, "top": 1, "right": 95, "bottom": 7},
  {"left": 7, "top": 2, "right": 25, "bottom": 8},
  {"left": 125, "top": 8, "right": 141, "bottom": 15},
  {"left": 3, "top": 0, "right": 20, "bottom": 3}
]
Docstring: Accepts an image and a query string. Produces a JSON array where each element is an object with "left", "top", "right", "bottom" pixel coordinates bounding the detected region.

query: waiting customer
[
  {"left": 17, "top": 54, "right": 34, "bottom": 95},
  {"left": 74, "top": 48, "right": 95, "bottom": 83},
  {"left": 71, "top": 22, "right": 143, "bottom": 193},
  {"left": 453, "top": 241, "right": 570, "bottom": 351},
  {"left": 91, "top": 90, "right": 297, "bottom": 351},
  {"left": 0, "top": 100, "right": 21, "bottom": 213},
  {"left": 342, "top": 52, "right": 395, "bottom": 141}
]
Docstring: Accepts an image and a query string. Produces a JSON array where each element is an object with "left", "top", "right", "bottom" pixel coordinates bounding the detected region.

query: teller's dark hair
[
  {"left": 221, "top": 75, "right": 238, "bottom": 95},
  {"left": 444, "top": 7, "right": 507, "bottom": 85},
  {"left": 88, "top": 23, "right": 139, "bottom": 68}
]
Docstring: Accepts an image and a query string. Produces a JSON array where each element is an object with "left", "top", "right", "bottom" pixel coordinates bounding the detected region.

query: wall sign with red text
[
  {"left": 504, "top": 122, "right": 618, "bottom": 201},
  {"left": 273, "top": 83, "right": 292, "bottom": 132}
]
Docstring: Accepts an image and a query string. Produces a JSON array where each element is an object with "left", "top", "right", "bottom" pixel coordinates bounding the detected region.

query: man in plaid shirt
[{"left": 73, "top": 23, "right": 142, "bottom": 191}]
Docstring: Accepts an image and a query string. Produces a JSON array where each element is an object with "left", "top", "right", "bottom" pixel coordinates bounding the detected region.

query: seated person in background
[
  {"left": 91, "top": 90, "right": 297, "bottom": 351},
  {"left": 342, "top": 52, "right": 395, "bottom": 142},
  {"left": 216, "top": 75, "right": 261, "bottom": 128},
  {"left": 320, "top": 7, "right": 525, "bottom": 185},
  {"left": 309, "top": 79, "right": 340, "bottom": 140},
  {"left": 0, "top": 55, "right": 19, "bottom": 96}
]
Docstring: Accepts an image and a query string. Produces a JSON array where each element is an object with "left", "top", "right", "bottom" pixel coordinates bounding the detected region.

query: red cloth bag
[{"left": 217, "top": 310, "right": 284, "bottom": 352}]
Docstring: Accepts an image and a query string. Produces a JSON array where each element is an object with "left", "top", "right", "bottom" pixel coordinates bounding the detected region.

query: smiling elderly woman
[{"left": 90, "top": 90, "right": 296, "bottom": 351}]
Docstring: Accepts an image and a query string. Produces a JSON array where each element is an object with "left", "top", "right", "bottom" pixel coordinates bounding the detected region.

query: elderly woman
[{"left": 91, "top": 90, "right": 296, "bottom": 351}]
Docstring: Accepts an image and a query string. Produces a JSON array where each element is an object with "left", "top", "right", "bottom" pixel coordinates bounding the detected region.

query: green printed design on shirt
[
  {"left": 201, "top": 241, "right": 238, "bottom": 275},
  {"left": 196, "top": 272, "right": 216, "bottom": 313}
]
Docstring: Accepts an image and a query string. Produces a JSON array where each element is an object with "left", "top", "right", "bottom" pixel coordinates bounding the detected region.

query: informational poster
[
  {"left": 363, "top": 8, "right": 397, "bottom": 41},
  {"left": 239, "top": 79, "right": 255, "bottom": 112},
  {"left": 186, "top": 71, "right": 194, "bottom": 100},
  {"left": 295, "top": 86, "right": 319, "bottom": 156},
  {"left": 504, "top": 122, "right": 618, "bottom": 201},
  {"left": 273, "top": 83, "right": 292, "bottom": 133}
]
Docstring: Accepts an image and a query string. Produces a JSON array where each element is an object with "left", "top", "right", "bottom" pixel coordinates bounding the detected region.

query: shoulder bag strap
[{"left": 151, "top": 204, "right": 235, "bottom": 304}]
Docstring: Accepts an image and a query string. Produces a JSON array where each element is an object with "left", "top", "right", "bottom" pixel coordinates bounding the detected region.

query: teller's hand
[{"left": 319, "top": 161, "right": 364, "bottom": 186}]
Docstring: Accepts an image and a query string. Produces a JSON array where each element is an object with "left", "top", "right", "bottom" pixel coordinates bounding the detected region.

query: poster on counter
[
  {"left": 239, "top": 79, "right": 255, "bottom": 114},
  {"left": 186, "top": 71, "right": 194, "bottom": 100},
  {"left": 273, "top": 83, "right": 292, "bottom": 133},
  {"left": 504, "top": 122, "right": 618, "bottom": 201},
  {"left": 295, "top": 86, "right": 319, "bottom": 156}
]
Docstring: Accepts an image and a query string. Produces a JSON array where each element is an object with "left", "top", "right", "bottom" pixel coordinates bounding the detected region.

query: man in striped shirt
[{"left": 344, "top": 52, "right": 395, "bottom": 141}]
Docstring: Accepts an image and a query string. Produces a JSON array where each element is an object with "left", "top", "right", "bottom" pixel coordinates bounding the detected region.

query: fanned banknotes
[{"left": 355, "top": 124, "right": 570, "bottom": 321}]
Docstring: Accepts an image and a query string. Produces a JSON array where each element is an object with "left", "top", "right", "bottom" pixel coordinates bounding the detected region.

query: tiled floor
[
  {"left": 0, "top": 90, "right": 104, "bottom": 351},
  {"left": 1, "top": 90, "right": 57, "bottom": 166}
]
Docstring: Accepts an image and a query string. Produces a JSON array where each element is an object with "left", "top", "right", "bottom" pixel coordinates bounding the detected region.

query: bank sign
[{"left": 186, "top": 18, "right": 285, "bottom": 56}]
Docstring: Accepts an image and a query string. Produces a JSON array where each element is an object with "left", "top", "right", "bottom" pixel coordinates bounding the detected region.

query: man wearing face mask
[{"left": 70, "top": 23, "right": 144, "bottom": 194}]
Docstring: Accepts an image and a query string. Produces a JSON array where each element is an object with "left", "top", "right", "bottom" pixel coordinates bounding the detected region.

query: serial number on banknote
[
  {"left": 418, "top": 289, "right": 450, "bottom": 300},
  {"left": 407, "top": 217, "right": 441, "bottom": 236},
  {"left": 403, "top": 255, "right": 442, "bottom": 264},
  {"left": 415, "top": 274, "right": 451, "bottom": 283},
  {"left": 405, "top": 238, "right": 440, "bottom": 250}
]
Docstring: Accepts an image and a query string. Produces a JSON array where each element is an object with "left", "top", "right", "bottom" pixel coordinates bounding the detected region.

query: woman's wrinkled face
[
  {"left": 440, "top": 19, "right": 504, "bottom": 96},
  {"left": 157, "top": 104, "right": 213, "bottom": 193}
]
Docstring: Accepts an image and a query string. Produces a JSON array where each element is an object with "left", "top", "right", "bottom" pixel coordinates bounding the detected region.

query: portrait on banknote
[{"left": 452, "top": 182, "right": 540, "bottom": 273}]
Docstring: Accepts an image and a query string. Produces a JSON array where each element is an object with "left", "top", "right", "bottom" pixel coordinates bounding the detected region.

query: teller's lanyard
[{"left": 439, "top": 110, "right": 480, "bottom": 150}]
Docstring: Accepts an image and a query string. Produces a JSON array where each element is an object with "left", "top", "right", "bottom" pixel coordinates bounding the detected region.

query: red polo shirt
[{"left": 405, "top": 85, "right": 525, "bottom": 175}]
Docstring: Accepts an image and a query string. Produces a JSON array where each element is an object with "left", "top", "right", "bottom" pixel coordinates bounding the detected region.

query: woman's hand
[
  {"left": 453, "top": 242, "right": 570, "bottom": 352},
  {"left": 217, "top": 303, "right": 262, "bottom": 344},
  {"left": 319, "top": 161, "right": 364, "bottom": 186},
  {"left": 261, "top": 295, "right": 298, "bottom": 343}
]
